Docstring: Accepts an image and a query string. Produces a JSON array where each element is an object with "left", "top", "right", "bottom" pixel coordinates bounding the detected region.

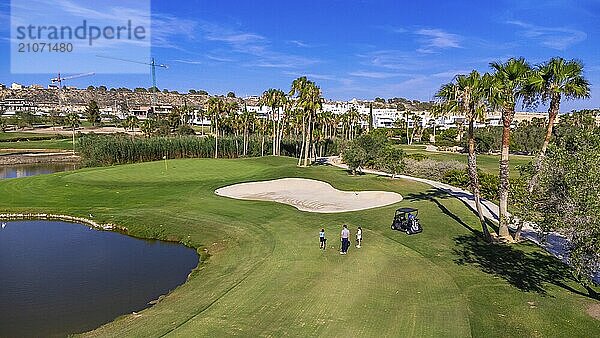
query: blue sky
[{"left": 1, "top": 0, "right": 599, "bottom": 111}]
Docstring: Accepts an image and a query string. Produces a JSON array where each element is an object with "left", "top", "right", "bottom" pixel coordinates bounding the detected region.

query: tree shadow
[
  {"left": 453, "top": 234, "right": 598, "bottom": 300},
  {"left": 404, "top": 189, "right": 499, "bottom": 235},
  {"left": 403, "top": 189, "right": 480, "bottom": 235}
]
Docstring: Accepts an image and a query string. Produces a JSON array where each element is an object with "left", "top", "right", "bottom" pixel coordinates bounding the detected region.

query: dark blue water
[
  {"left": 0, "top": 220, "right": 198, "bottom": 337},
  {"left": 0, "top": 163, "right": 77, "bottom": 179}
]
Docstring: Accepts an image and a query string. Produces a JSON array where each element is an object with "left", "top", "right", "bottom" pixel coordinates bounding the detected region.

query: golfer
[
  {"left": 340, "top": 224, "right": 350, "bottom": 254},
  {"left": 319, "top": 228, "right": 327, "bottom": 250},
  {"left": 356, "top": 226, "right": 362, "bottom": 248}
]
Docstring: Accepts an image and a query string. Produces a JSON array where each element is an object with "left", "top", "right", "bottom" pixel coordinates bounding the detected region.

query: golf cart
[{"left": 391, "top": 207, "right": 422, "bottom": 234}]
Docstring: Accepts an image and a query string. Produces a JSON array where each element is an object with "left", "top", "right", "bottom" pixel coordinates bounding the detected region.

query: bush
[
  {"left": 342, "top": 142, "right": 368, "bottom": 174},
  {"left": 442, "top": 169, "right": 499, "bottom": 201},
  {"left": 177, "top": 125, "right": 196, "bottom": 136},
  {"left": 405, "top": 153, "right": 428, "bottom": 161},
  {"left": 375, "top": 146, "right": 405, "bottom": 177},
  {"left": 402, "top": 159, "right": 465, "bottom": 181}
]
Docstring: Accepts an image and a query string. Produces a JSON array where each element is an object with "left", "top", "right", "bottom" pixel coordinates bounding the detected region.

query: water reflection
[{"left": 0, "top": 163, "right": 78, "bottom": 179}]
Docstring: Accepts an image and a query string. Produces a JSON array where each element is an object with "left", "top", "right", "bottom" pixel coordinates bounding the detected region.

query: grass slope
[
  {"left": 0, "top": 138, "right": 73, "bottom": 150},
  {"left": 398, "top": 145, "right": 532, "bottom": 176},
  {"left": 0, "top": 157, "right": 597, "bottom": 337}
]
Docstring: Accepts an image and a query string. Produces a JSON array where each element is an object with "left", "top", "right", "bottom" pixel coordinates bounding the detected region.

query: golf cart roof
[{"left": 396, "top": 207, "right": 418, "bottom": 213}]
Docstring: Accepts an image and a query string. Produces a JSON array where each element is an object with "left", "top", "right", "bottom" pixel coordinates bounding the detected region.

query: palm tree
[
  {"left": 489, "top": 57, "right": 532, "bottom": 240},
  {"left": 259, "top": 89, "right": 286, "bottom": 156},
  {"left": 240, "top": 104, "right": 255, "bottom": 156},
  {"left": 64, "top": 113, "right": 80, "bottom": 155},
  {"left": 436, "top": 70, "right": 493, "bottom": 241},
  {"left": 300, "top": 83, "right": 322, "bottom": 166},
  {"left": 123, "top": 115, "right": 139, "bottom": 135},
  {"left": 526, "top": 58, "right": 590, "bottom": 163},
  {"left": 404, "top": 110, "right": 412, "bottom": 144},
  {"left": 346, "top": 107, "right": 360, "bottom": 140},
  {"left": 289, "top": 77, "right": 322, "bottom": 166},
  {"left": 140, "top": 119, "right": 157, "bottom": 137},
  {"left": 255, "top": 117, "right": 269, "bottom": 156},
  {"left": 196, "top": 107, "right": 206, "bottom": 135},
  {"left": 206, "top": 97, "right": 226, "bottom": 158}
]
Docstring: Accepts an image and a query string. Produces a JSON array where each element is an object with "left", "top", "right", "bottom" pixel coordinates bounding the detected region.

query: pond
[
  {"left": 0, "top": 163, "right": 78, "bottom": 179},
  {"left": 0, "top": 220, "right": 199, "bottom": 337}
]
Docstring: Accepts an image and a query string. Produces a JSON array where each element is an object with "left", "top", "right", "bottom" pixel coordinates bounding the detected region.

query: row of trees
[
  {"left": 203, "top": 77, "right": 370, "bottom": 165},
  {"left": 435, "top": 57, "right": 590, "bottom": 244}
]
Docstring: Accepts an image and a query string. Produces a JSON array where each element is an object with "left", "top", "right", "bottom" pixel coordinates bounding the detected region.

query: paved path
[{"left": 321, "top": 156, "right": 599, "bottom": 283}]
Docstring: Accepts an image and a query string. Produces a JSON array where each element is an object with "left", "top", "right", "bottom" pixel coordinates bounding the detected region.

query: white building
[{"left": 11, "top": 83, "right": 24, "bottom": 90}]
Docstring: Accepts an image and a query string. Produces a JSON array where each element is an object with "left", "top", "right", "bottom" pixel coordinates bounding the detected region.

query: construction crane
[
  {"left": 50, "top": 72, "right": 95, "bottom": 113},
  {"left": 96, "top": 55, "right": 168, "bottom": 105}
]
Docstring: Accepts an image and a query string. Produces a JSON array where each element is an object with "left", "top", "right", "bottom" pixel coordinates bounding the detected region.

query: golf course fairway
[{"left": 0, "top": 157, "right": 598, "bottom": 337}]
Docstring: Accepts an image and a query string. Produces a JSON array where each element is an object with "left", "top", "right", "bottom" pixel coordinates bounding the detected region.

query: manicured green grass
[
  {"left": 398, "top": 144, "right": 533, "bottom": 175},
  {"left": 0, "top": 157, "right": 597, "bottom": 337},
  {"left": 0, "top": 138, "right": 73, "bottom": 150},
  {"left": 0, "top": 132, "right": 64, "bottom": 141}
]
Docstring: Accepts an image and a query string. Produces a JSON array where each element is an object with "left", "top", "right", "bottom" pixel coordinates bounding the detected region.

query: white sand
[{"left": 215, "top": 178, "right": 402, "bottom": 213}]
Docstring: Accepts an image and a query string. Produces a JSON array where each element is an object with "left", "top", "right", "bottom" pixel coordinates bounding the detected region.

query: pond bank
[
  {"left": 0, "top": 151, "right": 79, "bottom": 165},
  {"left": 0, "top": 213, "right": 123, "bottom": 232}
]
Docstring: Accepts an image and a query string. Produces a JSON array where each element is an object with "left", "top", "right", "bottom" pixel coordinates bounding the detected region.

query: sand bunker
[{"left": 215, "top": 178, "right": 403, "bottom": 213}]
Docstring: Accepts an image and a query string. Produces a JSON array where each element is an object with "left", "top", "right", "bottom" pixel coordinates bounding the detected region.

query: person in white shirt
[
  {"left": 340, "top": 224, "right": 350, "bottom": 254},
  {"left": 356, "top": 226, "right": 362, "bottom": 248}
]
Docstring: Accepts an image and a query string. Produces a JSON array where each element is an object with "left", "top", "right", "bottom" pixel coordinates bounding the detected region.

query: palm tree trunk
[
  {"left": 467, "top": 120, "right": 491, "bottom": 242},
  {"left": 272, "top": 109, "right": 276, "bottom": 156},
  {"left": 214, "top": 117, "right": 219, "bottom": 159},
  {"left": 526, "top": 94, "right": 560, "bottom": 194},
  {"left": 498, "top": 107, "right": 514, "bottom": 239},
  {"left": 298, "top": 115, "right": 306, "bottom": 166},
  {"left": 261, "top": 132, "right": 265, "bottom": 157},
  {"left": 72, "top": 127, "right": 75, "bottom": 155},
  {"left": 235, "top": 130, "right": 239, "bottom": 156},
  {"left": 278, "top": 119, "right": 284, "bottom": 155},
  {"left": 304, "top": 113, "right": 313, "bottom": 166}
]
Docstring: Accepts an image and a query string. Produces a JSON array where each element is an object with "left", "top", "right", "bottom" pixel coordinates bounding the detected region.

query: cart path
[{"left": 320, "top": 156, "right": 599, "bottom": 283}]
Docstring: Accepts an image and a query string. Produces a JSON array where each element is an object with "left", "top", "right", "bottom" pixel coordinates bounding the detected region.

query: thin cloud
[
  {"left": 506, "top": 20, "right": 586, "bottom": 50},
  {"left": 197, "top": 22, "right": 317, "bottom": 69},
  {"left": 415, "top": 29, "right": 462, "bottom": 53},
  {"left": 357, "top": 50, "right": 429, "bottom": 71},
  {"left": 172, "top": 59, "right": 203, "bottom": 65},
  {"left": 283, "top": 71, "right": 337, "bottom": 81},
  {"left": 348, "top": 71, "right": 408, "bottom": 79},
  {"left": 432, "top": 69, "right": 472, "bottom": 78},
  {"left": 205, "top": 54, "right": 235, "bottom": 63},
  {"left": 288, "top": 40, "right": 313, "bottom": 48},
  {"left": 376, "top": 25, "right": 407, "bottom": 34}
]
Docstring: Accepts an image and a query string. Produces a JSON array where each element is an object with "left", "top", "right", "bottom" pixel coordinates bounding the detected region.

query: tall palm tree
[
  {"left": 123, "top": 115, "right": 139, "bottom": 139},
  {"left": 527, "top": 57, "right": 590, "bottom": 161},
  {"left": 196, "top": 107, "right": 206, "bottom": 135},
  {"left": 64, "top": 113, "right": 80, "bottom": 155},
  {"left": 489, "top": 57, "right": 532, "bottom": 239},
  {"left": 404, "top": 110, "right": 412, "bottom": 144},
  {"left": 436, "top": 71, "right": 493, "bottom": 241},
  {"left": 346, "top": 107, "right": 360, "bottom": 140},
  {"left": 240, "top": 104, "right": 255, "bottom": 156},
  {"left": 259, "top": 89, "right": 286, "bottom": 156},
  {"left": 290, "top": 77, "right": 322, "bottom": 166},
  {"left": 206, "top": 97, "right": 226, "bottom": 159},
  {"left": 300, "top": 83, "right": 322, "bottom": 166}
]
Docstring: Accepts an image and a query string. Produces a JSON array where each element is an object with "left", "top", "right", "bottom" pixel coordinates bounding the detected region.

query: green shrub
[
  {"left": 442, "top": 169, "right": 499, "bottom": 201},
  {"left": 402, "top": 159, "right": 465, "bottom": 181},
  {"left": 406, "top": 153, "right": 428, "bottom": 161}
]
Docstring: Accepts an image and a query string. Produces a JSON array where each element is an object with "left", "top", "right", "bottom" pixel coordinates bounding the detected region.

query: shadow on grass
[
  {"left": 453, "top": 234, "right": 598, "bottom": 300},
  {"left": 404, "top": 189, "right": 598, "bottom": 299},
  {"left": 403, "top": 189, "right": 480, "bottom": 235}
]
